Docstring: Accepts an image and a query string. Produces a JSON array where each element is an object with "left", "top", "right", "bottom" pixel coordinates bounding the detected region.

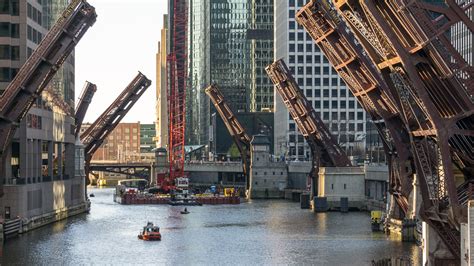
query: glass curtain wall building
[
  {"left": 187, "top": 0, "right": 273, "bottom": 148},
  {"left": 274, "top": 0, "right": 367, "bottom": 161}
]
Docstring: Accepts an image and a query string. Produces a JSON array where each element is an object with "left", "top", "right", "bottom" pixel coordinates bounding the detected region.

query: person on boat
[{"left": 184, "top": 208, "right": 187, "bottom": 213}]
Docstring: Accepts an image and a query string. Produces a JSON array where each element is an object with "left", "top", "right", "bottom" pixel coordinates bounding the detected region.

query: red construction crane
[
  {"left": 0, "top": 0, "right": 96, "bottom": 197},
  {"left": 75, "top": 81, "right": 97, "bottom": 137},
  {"left": 205, "top": 84, "right": 252, "bottom": 192},
  {"left": 266, "top": 59, "right": 352, "bottom": 199},
  {"left": 167, "top": 0, "right": 188, "bottom": 182},
  {"left": 80, "top": 73, "right": 151, "bottom": 178}
]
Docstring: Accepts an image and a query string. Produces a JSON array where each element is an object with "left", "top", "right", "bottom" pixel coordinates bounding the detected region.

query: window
[
  {"left": 289, "top": 21, "right": 295, "bottom": 29},
  {"left": 357, "top": 112, "right": 363, "bottom": 120},
  {"left": 289, "top": 55, "right": 295, "bottom": 63},
  {"left": 289, "top": 10, "right": 295, "bottom": 18},
  {"left": 344, "top": 184, "right": 346, "bottom": 189},
  {"left": 298, "top": 32, "right": 303, "bottom": 41},
  {"left": 323, "top": 101, "right": 329, "bottom": 108},
  {"left": 349, "top": 101, "right": 355, "bottom": 108},
  {"left": 297, "top": 44, "right": 303, "bottom": 52},
  {"left": 332, "top": 100, "right": 338, "bottom": 108},
  {"left": 331, "top": 89, "right": 337, "bottom": 97},
  {"left": 306, "top": 89, "right": 312, "bottom": 97},
  {"left": 323, "top": 89, "right": 329, "bottom": 97},
  {"left": 314, "top": 89, "right": 321, "bottom": 97},
  {"left": 0, "top": 45, "right": 10, "bottom": 59},
  {"left": 323, "top": 112, "right": 329, "bottom": 120},
  {"left": 340, "top": 89, "right": 346, "bottom": 97},
  {"left": 0, "top": 1, "right": 9, "bottom": 14},
  {"left": 11, "top": 46, "right": 19, "bottom": 60},
  {"left": 323, "top": 78, "right": 329, "bottom": 86},
  {"left": 340, "top": 101, "right": 346, "bottom": 108},
  {"left": 289, "top": 43, "right": 295, "bottom": 52}
]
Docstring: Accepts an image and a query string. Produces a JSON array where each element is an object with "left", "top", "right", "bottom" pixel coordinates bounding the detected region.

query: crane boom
[
  {"left": 266, "top": 59, "right": 351, "bottom": 198},
  {"left": 80, "top": 72, "right": 151, "bottom": 162},
  {"left": 0, "top": 0, "right": 96, "bottom": 197},
  {"left": 75, "top": 81, "right": 97, "bottom": 137},
  {"left": 205, "top": 84, "right": 252, "bottom": 191}
]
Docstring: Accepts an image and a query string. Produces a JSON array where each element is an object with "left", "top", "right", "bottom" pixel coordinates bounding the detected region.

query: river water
[{"left": 2, "top": 188, "right": 420, "bottom": 265}]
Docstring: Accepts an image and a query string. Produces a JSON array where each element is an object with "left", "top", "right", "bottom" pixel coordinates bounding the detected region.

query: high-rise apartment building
[
  {"left": 0, "top": 0, "right": 84, "bottom": 221},
  {"left": 155, "top": 14, "right": 168, "bottom": 149},
  {"left": 274, "top": 0, "right": 367, "bottom": 161},
  {"left": 187, "top": 0, "right": 274, "bottom": 146}
]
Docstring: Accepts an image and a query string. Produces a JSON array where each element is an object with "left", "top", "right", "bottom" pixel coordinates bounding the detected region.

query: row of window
[
  {"left": 0, "top": 22, "right": 19, "bottom": 38},
  {"left": 306, "top": 88, "right": 348, "bottom": 98},
  {"left": 27, "top": 3, "right": 43, "bottom": 26},
  {"left": 0, "top": 0, "right": 19, "bottom": 16},
  {"left": 27, "top": 25, "right": 43, "bottom": 44},
  {"left": 289, "top": 55, "right": 329, "bottom": 65},
  {"left": 0, "top": 45, "right": 19, "bottom": 60},
  {"left": 290, "top": 109, "right": 363, "bottom": 120},
  {"left": 289, "top": 42, "right": 320, "bottom": 53}
]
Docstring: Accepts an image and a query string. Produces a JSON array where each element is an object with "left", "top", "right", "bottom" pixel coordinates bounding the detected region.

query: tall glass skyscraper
[{"left": 187, "top": 0, "right": 274, "bottom": 147}]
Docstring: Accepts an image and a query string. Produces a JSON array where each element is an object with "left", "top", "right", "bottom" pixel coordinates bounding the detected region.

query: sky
[{"left": 75, "top": 0, "right": 167, "bottom": 124}]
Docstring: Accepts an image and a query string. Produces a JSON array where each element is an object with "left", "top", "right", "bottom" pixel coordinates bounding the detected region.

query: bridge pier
[{"left": 422, "top": 222, "right": 457, "bottom": 265}]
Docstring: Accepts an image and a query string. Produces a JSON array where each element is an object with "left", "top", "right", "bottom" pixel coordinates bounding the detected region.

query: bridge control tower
[{"left": 249, "top": 135, "right": 288, "bottom": 199}]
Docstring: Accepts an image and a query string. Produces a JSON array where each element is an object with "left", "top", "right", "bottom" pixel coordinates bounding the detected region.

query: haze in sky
[{"left": 75, "top": 0, "right": 166, "bottom": 124}]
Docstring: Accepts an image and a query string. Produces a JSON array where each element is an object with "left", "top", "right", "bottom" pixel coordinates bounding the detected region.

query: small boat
[
  {"left": 89, "top": 193, "right": 95, "bottom": 197},
  {"left": 180, "top": 208, "right": 190, "bottom": 214},
  {"left": 138, "top": 222, "right": 161, "bottom": 241}
]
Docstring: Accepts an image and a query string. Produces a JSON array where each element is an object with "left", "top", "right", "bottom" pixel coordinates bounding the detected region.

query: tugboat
[
  {"left": 138, "top": 222, "right": 161, "bottom": 241},
  {"left": 180, "top": 208, "right": 190, "bottom": 214}
]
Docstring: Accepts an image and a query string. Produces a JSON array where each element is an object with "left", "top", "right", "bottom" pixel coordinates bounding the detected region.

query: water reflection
[{"left": 3, "top": 188, "right": 421, "bottom": 265}]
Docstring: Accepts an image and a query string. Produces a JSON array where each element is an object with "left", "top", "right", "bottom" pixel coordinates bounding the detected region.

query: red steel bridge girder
[{"left": 0, "top": 0, "right": 96, "bottom": 197}]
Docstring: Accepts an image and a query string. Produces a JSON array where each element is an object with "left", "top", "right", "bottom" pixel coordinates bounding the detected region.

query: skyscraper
[
  {"left": 155, "top": 14, "right": 168, "bottom": 149},
  {"left": 274, "top": 0, "right": 367, "bottom": 161},
  {"left": 187, "top": 0, "right": 274, "bottom": 147}
]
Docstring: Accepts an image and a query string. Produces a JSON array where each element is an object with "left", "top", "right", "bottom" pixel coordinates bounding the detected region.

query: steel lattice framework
[
  {"left": 297, "top": 0, "right": 474, "bottom": 259},
  {"left": 80, "top": 72, "right": 151, "bottom": 164},
  {"left": 205, "top": 84, "right": 252, "bottom": 191},
  {"left": 266, "top": 59, "right": 352, "bottom": 198},
  {"left": 0, "top": 0, "right": 96, "bottom": 197},
  {"left": 74, "top": 81, "right": 97, "bottom": 137},
  {"left": 167, "top": 0, "right": 188, "bottom": 180}
]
